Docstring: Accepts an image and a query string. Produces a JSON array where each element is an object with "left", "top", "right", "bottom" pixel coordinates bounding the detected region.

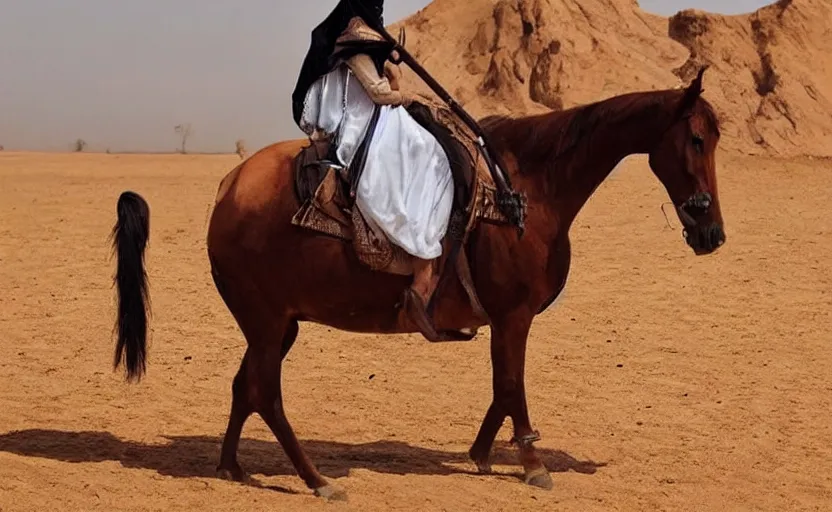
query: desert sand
[{"left": 1, "top": 150, "right": 830, "bottom": 511}]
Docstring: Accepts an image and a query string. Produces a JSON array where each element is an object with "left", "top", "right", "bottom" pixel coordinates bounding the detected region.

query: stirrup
[
  {"left": 404, "top": 288, "right": 442, "bottom": 341},
  {"left": 403, "top": 289, "right": 477, "bottom": 343}
]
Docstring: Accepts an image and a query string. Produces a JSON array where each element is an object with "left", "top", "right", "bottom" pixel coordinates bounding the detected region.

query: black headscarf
[{"left": 291, "top": 0, "right": 394, "bottom": 126}]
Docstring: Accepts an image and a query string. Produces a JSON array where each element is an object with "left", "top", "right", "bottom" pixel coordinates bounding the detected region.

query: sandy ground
[{"left": 0, "top": 151, "right": 830, "bottom": 512}]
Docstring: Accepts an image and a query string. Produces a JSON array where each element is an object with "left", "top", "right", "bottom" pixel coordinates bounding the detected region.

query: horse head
[{"left": 648, "top": 67, "right": 726, "bottom": 255}]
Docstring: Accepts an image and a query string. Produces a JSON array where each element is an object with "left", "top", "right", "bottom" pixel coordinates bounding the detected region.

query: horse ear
[
  {"left": 690, "top": 65, "right": 707, "bottom": 95},
  {"left": 680, "top": 65, "right": 708, "bottom": 113}
]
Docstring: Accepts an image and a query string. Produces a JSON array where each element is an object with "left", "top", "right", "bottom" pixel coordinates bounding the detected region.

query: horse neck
[{"left": 494, "top": 91, "right": 677, "bottom": 226}]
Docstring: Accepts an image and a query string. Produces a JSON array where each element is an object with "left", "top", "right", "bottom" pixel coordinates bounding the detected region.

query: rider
[{"left": 291, "top": 0, "right": 455, "bottom": 341}]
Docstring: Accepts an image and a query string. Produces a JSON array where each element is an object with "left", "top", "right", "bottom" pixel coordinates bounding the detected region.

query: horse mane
[{"left": 480, "top": 88, "right": 721, "bottom": 174}]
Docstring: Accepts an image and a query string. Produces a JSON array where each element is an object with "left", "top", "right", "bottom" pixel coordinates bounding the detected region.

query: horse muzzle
[{"left": 677, "top": 192, "right": 726, "bottom": 255}]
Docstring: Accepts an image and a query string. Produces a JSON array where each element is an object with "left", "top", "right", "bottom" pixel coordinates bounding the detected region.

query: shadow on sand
[{"left": 0, "top": 428, "right": 605, "bottom": 490}]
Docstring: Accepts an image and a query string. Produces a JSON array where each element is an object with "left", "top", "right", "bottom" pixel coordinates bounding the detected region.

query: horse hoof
[
  {"left": 314, "top": 484, "right": 348, "bottom": 501},
  {"left": 475, "top": 461, "right": 492, "bottom": 474},
  {"left": 524, "top": 467, "right": 554, "bottom": 490},
  {"left": 216, "top": 465, "right": 250, "bottom": 483}
]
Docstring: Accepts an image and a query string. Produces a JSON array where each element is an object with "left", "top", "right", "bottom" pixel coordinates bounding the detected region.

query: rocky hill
[{"left": 392, "top": 0, "right": 832, "bottom": 157}]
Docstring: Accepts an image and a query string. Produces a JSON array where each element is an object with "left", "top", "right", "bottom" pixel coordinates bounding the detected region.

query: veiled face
[
  {"left": 344, "top": 0, "right": 384, "bottom": 23},
  {"left": 362, "top": 0, "right": 384, "bottom": 19}
]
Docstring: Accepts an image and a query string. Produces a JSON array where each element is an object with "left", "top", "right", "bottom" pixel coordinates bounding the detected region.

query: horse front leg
[{"left": 468, "top": 309, "right": 553, "bottom": 489}]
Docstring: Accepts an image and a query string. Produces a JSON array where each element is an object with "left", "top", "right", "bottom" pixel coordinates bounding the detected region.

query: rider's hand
[{"left": 384, "top": 61, "right": 402, "bottom": 91}]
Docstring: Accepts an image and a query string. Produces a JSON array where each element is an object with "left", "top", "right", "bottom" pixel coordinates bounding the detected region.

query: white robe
[{"left": 299, "top": 65, "right": 453, "bottom": 260}]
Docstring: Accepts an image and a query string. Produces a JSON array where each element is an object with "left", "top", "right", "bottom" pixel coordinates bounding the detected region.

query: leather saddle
[{"left": 291, "top": 100, "right": 513, "bottom": 339}]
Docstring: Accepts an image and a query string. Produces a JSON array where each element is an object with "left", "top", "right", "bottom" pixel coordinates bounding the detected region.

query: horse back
[
  {"left": 214, "top": 139, "right": 306, "bottom": 214},
  {"left": 208, "top": 139, "right": 309, "bottom": 261}
]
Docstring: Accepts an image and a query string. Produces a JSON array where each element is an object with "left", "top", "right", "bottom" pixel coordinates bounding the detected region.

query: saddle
[{"left": 291, "top": 99, "right": 514, "bottom": 333}]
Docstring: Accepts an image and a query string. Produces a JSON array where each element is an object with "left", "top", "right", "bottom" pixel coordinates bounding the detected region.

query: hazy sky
[{"left": 0, "top": 0, "right": 774, "bottom": 153}]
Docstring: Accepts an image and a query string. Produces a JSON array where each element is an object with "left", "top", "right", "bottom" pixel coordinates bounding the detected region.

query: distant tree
[
  {"left": 174, "top": 123, "right": 193, "bottom": 154},
  {"left": 74, "top": 139, "right": 87, "bottom": 152},
  {"left": 235, "top": 139, "right": 248, "bottom": 160},
  {"left": 0, "top": 145, "right": 4, "bottom": 152}
]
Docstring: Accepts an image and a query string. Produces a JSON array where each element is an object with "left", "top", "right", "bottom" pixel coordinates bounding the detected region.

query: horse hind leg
[
  {"left": 227, "top": 303, "right": 340, "bottom": 497},
  {"left": 210, "top": 264, "right": 339, "bottom": 498},
  {"left": 217, "top": 350, "right": 252, "bottom": 482},
  {"left": 245, "top": 318, "right": 345, "bottom": 499},
  {"left": 212, "top": 264, "right": 254, "bottom": 482},
  {"left": 217, "top": 320, "right": 299, "bottom": 482},
  {"left": 223, "top": 312, "right": 341, "bottom": 499}
]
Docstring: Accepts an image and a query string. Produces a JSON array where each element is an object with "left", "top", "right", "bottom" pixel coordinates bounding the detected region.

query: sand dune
[{"left": 394, "top": 0, "right": 832, "bottom": 157}]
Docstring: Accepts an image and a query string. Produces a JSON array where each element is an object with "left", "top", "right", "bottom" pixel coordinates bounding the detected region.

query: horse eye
[{"left": 692, "top": 135, "right": 704, "bottom": 154}]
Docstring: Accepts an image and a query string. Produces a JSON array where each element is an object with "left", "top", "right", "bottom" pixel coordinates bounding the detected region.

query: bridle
[
  {"left": 677, "top": 191, "right": 712, "bottom": 229},
  {"left": 677, "top": 191, "right": 717, "bottom": 249}
]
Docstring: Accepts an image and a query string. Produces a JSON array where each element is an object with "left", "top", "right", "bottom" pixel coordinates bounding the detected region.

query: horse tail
[{"left": 111, "top": 191, "right": 151, "bottom": 382}]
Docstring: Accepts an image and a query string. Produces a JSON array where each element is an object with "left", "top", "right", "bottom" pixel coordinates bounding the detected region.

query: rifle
[{"left": 383, "top": 27, "right": 527, "bottom": 233}]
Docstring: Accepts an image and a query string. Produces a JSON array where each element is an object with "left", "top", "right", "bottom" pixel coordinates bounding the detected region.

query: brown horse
[{"left": 110, "top": 68, "right": 725, "bottom": 499}]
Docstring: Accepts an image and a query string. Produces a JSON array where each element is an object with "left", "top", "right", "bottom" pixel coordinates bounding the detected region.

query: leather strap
[{"left": 347, "top": 104, "right": 381, "bottom": 205}]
